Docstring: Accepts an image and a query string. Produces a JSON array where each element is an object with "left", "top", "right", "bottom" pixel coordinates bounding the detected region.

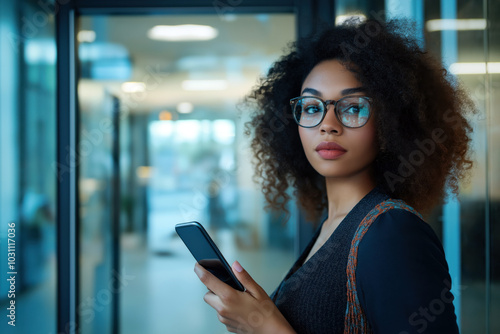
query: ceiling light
[
  {"left": 159, "top": 111, "right": 173, "bottom": 121},
  {"left": 181, "top": 80, "right": 227, "bottom": 91},
  {"left": 77, "top": 30, "right": 96, "bottom": 43},
  {"left": 177, "top": 102, "right": 194, "bottom": 114},
  {"left": 148, "top": 25, "right": 218, "bottom": 41},
  {"left": 449, "top": 62, "right": 500, "bottom": 74},
  {"left": 335, "top": 14, "right": 367, "bottom": 25},
  {"left": 121, "top": 82, "right": 146, "bottom": 93},
  {"left": 136, "top": 166, "right": 153, "bottom": 179},
  {"left": 426, "top": 19, "right": 486, "bottom": 32}
]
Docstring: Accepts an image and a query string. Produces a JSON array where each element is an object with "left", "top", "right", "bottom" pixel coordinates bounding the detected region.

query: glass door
[{"left": 76, "top": 12, "right": 297, "bottom": 334}]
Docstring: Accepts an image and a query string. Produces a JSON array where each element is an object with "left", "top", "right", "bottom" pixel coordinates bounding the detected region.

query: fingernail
[
  {"left": 234, "top": 261, "right": 243, "bottom": 273},
  {"left": 194, "top": 263, "right": 202, "bottom": 277}
]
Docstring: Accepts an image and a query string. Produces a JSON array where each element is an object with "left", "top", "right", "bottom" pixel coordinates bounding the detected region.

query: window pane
[
  {"left": 0, "top": 1, "right": 57, "bottom": 333},
  {"left": 77, "top": 13, "right": 296, "bottom": 334},
  {"left": 336, "top": 0, "right": 497, "bottom": 331}
]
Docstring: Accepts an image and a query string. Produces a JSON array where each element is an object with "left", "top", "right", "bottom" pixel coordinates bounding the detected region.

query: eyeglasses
[{"left": 290, "top": 95, "right": 372, "bottom": 128}]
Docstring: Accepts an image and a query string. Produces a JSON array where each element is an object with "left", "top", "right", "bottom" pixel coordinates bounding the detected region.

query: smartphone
[{"left": 175, "top": 221, "right": 245, "bottom": 291}]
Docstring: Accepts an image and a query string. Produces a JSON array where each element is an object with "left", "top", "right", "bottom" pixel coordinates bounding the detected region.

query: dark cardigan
[{"left": 270, "top": 188, "right": 459, "bottom": 334}]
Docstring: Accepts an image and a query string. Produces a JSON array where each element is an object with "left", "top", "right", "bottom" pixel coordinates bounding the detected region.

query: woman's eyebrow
[
  {"left": 341, "top": 87, "right": 365, "bottom": 95},
  {"left": 301, "top": 87, "right": 322, "bottom": 96},
  {"left": 301, "top": 87, "right": 365, "bottom": 97}
]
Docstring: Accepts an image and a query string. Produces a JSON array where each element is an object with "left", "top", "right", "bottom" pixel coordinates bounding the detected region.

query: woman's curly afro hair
[{"left": 244, "top": 18, "right": 475, "bottom": 221}]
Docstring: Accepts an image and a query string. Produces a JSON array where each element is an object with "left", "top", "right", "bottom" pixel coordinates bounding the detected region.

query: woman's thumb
[{"left": 232, "top": 261, "right": 263, "bottom": 297}]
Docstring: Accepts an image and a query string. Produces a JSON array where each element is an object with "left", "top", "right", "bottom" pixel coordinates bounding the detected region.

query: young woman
[{"left": 194, "top": 18, "right": 474, "bottom": 333}]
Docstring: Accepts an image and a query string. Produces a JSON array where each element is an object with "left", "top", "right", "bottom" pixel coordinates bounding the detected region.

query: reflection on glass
[
  {"left": 334, "top": 0, "right": 497, "bottom": 332},
  {"left": 78, "top": 13, "right": 296, "bottom": 334},
  {"left": 78, "top": 89, "right": 119, "bottom": 334},
  {"left": 148, "top": 118, "right": 236, "bottom": 253},
  {"left": 0, "top": 1, "right": 56, "bottom": 334},
  {"left": 421, "top": 0, "right": 495, "bottom": 332}
]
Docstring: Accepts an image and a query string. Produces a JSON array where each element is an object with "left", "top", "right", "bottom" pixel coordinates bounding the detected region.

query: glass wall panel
[
  {"left": 77, "top": 13, "right": 296, "bottom": 334},
  {"left": 77, "top": 87, "right": 116, "bottom": 334},
  {"left": 334, "top": 0, "right": 497, "bottom": 331},
  {"left": 486, "top": 0, "right": 500, "bottom": 331},
  {"left": 422, "top": 0, "right": 492, "bottom": 331},
  {"left": 0, "top": 0, "right": 57, "bottom": 333}
]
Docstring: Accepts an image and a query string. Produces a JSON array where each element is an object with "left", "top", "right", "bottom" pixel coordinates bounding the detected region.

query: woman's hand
[{"left": 194, "top": 261, "right": 296, "bottom": 334}]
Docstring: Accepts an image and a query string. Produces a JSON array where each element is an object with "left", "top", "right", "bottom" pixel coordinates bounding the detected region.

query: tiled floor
[
  {"left": 4, "top": 232, "right": 499, "bottom": 334},
  {"left": 0, "top": 256, "right": 57, "bottom": 334},
  {"left": 0, "top": 230, "right": 295, "bottom": 334},
  {"left": 120, "top": 230, "right": 296, "bottom": 334}
]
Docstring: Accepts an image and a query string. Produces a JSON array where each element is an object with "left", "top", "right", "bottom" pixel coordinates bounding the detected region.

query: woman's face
[{"left": 298, "top": 59, "right": 378, "bottom": 180}]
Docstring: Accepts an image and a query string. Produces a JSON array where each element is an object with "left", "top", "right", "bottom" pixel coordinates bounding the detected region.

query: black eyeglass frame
[{"left": 289, "top": 95, "right": 372, "bottom": 128}]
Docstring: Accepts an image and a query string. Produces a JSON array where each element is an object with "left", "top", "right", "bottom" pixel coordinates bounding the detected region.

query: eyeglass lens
[{"left": 293, "top": 96, "right": 370, "bottom": 128}]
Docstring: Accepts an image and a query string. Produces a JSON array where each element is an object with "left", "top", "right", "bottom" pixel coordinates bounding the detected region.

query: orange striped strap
[{"left": 344, "top": 199, "right": 422, "bottom": 333}]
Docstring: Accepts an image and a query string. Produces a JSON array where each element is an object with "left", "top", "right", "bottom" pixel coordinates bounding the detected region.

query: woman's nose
[{"left": 319, "top": 106, "right": 343, "bottom": 134}]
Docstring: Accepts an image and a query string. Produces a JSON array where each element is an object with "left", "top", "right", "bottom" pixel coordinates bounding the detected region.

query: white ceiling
[{"left": 78, "top": 14, "right": 296, "bottom": 117}]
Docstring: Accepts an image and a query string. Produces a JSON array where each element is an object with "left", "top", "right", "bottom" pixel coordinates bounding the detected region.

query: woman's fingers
[
  {"left": 195, "top": 261, "right": 286, "bottom": 333},
  {"left": 231, "top": 261, "right": 265, "bottom": 298},
  {"left": 212, "top": 301, "right": 252, "bottom": 333},
  {"left": 226, "top": 326, "right": 238, "bottom": 333},
  {"left": 203, "top": 290, "right": 217, "bottom": 305},
  {"left": 194, "top": 262, "right": 234, "bottom": 298}
]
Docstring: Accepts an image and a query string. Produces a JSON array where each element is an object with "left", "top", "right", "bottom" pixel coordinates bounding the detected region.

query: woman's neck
[{"left": 324, "top": 172, "right": 376, "bottom": 228}]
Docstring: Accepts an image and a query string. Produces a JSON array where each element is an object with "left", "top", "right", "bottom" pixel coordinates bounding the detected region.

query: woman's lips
[{"left": 315, "top": 141, "right": 347, "bottom": 159}]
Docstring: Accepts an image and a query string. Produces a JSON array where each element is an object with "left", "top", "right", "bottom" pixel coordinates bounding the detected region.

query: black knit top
[{"left": 270, "top": 188, "right": 459, "bottom": 333}]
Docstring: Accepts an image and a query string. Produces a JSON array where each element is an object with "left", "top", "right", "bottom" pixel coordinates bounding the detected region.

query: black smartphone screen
[{"left": 175, "top": 222, "right": 245, "bottom": 291}]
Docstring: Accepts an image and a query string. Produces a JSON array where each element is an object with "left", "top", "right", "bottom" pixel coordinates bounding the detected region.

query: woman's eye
[
  {"left": 344, "top": 105, "right": 361, "bottom": 114},
  {"left": 304, "top": 104, "right": 321, "bottom": 114}
]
